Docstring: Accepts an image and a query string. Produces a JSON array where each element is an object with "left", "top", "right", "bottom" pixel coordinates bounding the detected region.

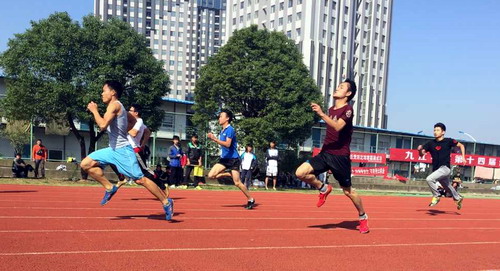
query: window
[
  {"left": 48, "top": 150, "right": 63, "bottom": 161},
  {"left": 297, "top": 0, "right": 302, "bottom": 4},
  {"left": 240, "top": 1, "right": 244, "bottom": 8},
  {"left": 288, "top": 15, "right": 292, "bottom": 23},
  {"left": 296, "top": 28, "right": 301, "bottom": 36},
  {"left": 279, "top": 17, "right": 283, "bottom": 26},
  {"left": 271, "top": 5, "right": 275, "bottom": 12},
  {"left": 296, "top": 12, "right": 302, "bottom": 20},
  {"left": 288, "top": 0, "right": 293, "bottom": 8},
  {"left": 344, "top": 6, "right": 348, "bottom": 15},
  {"left": 270, "top": 20, "right": 275, "bottom": 28},
  {"left": 287, "top": 30, "right": 291, "bottom": 38},
  {"left": 161, "top": 114, "right": 175, "bottom": 131},
  {"left": 280, "top": 2, "right": 284, "bottom": 10},
  {"left": 169, "top": 60, "right": 175, "bottom": 66}
]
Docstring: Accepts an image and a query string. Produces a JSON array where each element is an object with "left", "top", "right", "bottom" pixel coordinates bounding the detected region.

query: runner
[
  {"left": 207, "top": 109, "right": 256, "bottom": 209},
  {"left": 80, "top": 80, "right": 174, "bottom": 220},
  {"left": 295, "top": 79, "right": 369, "bottom": 234}
]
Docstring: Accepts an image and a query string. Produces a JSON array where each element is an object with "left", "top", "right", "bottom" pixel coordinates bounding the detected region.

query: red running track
[{"left": 0, "top": 184, "right": 499, "bottom": 271}]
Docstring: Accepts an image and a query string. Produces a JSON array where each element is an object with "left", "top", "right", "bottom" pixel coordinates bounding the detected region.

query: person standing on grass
[
  {"left": 417, "top": 123, "right": 465, "bottom": 209},
  {"left": 265, "top": 141, "right": 279, "bottom": 190},
  {"left": 207, "top": 109, "right": 255, "bottom": 209},
  {"left": 295, "top": 79, "right": 369, "bottom": 234},
  {"left": 80, "top": 80, "right": 173, "bottom": 220},
  {"left": 32, "top": 139, "right": 48, "bottom": 178},
  {"left": 240, "top": 144, "right": 257, "bottom": 190},
  {"left": 168, "top": 135, "right": 184, "bottom": 188},
  {"left": 184, "top": 134, "right": 204, "bottom": 188}
]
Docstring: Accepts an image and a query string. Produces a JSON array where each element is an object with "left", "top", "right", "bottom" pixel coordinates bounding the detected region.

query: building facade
[
  {"left": 94, "top": 0, "right": 226, "bottom": 101},
  {"left": 226, "top": 0, "right": 393, "bottom": 128}
]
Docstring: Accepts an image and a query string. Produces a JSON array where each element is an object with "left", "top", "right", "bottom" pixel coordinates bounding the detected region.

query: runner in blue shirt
[{"left": 207, "top": 109, "right": 255, "bottom": 209}]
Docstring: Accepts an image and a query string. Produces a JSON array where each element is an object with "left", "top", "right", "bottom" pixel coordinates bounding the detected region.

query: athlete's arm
[
  {"left": 208, "top": 133, "right": 232, "bottom": 148},
  {"left": 456, "top": 142, "right": 466, "bottom": 165},
  {"left": 128, "top": 118, "right": 143, "bottom": 137},
  {"left": 87, "top": 101, "right": 119, "bottom": 130},
  {"left": 140, "top": 127, "right": 151, "bottom": 148},
  {"left": 311, "top": 103, "right": 347, "bottom": 132}
]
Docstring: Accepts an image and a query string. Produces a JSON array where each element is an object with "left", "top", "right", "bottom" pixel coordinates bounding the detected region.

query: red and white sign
[
  {"left": 350, "top": 152, "right": 386, "bottom": 164},
  {"left": 451, "top": 153, "right": 500, "bottom": 168},
  {"left": 389, "top": 148, "right": 432, "bottom": 163},
  {"left": 389, "top": 149, "right": 500, "bottom": 168},
  {"left": 352, "top": 166, "right": 388, "bottom": 176},
  {"left": 313, "top": 148, "right": 386, "bottom": 164}
]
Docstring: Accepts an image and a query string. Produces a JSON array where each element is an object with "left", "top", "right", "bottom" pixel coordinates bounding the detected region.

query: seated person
[
  {"left": 12, "top": 153, "right": 34, "bottom": 178},
  {"left": 154, "top": 165, "right": 169, "bottom": 184}
]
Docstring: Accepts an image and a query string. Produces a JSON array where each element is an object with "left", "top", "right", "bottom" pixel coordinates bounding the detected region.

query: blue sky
[{"left": 1, "top": 0, "right": 499, "bottom": 144}]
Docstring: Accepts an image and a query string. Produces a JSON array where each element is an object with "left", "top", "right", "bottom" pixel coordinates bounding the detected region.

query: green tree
[
  {"left": 193, "top": 25, "right": 322, "bottom": 150},
  {"left": 0, "top": 12, "right": 169, "bottom": 178},
  {"left": 0, "top": 120, "right": 30, "bottom": 155}
]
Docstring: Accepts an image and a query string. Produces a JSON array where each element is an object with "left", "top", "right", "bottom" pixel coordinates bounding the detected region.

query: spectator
[
  {"left": 12, "top": 153, "right": 34, "bottom": 178},
  {"left": 184, "top": 135, "right": 204, "bottom": 188},
  {"left": 32, "top": 139, "right": 48, "bottom": 178},
  {"left": 240, "top": 144, "right": 257, "bottom": 189},
  {"left": 265, "top": 141, "right": 279, "bottom": 190},
  {"left": 168, "top": 135, "right": 184, "bottom": 188},
  {"left": 154, "top": 164, "right": 169, "bottom": 185}
]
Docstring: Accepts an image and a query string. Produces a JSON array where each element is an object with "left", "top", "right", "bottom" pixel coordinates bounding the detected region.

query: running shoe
[
  {"left": 428, "top": 196, "right": 440, "bottom": 207},
  {"left": 317, "top": 184, "right": 333, "bottom": 207},
  {"left": 246, "top": 199, "right": 256, "bottom": 210},
  {"left": 359, "top": 219, "right": 370, "bottom": 234},
  {"left": 164, "top": 198, "right": 174, "bottom": 221},
  {"left": 100, "top": 185, "right": 119, "bottom": 206},
  {"left": 455, "top": 197, "right": 464, "bottom": 210},
  {"left": 195, "top": 185, "right": 203, "bottom": 190}
]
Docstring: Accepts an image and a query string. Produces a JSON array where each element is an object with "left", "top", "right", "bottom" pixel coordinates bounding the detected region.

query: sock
[
  {"left": 248, "top": 198, "right": 254, "bottom": 202},
  {"left": 359, "top": 213, "right": 368, "bottom": 220},
  {"left": 106, "top": 187, "right": 113, "bottom": 192},
  {"left": 319, "top": 184, "right": 327, "bottom": 193}
]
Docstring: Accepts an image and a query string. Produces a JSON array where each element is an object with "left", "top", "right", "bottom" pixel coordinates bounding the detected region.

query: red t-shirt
[{"left": 321, "top": 104, "right": 354, "bottom": 156}]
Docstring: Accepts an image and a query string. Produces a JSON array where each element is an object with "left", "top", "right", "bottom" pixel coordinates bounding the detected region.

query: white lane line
[
  {"left": 1, "top": 227, "right": 500, "bottom": 233},
  {"left": 0, "top": 206, "right": 495, "bottom": 215},
  {"left": 1, "top": 241, "right": 500, "bottom": 256},
  {"left": 0, "top": 216, "right": 499, "bottom": 221}
]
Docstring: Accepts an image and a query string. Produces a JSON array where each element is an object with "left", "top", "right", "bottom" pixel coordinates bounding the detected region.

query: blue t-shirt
[{"left": 220, "top": 125, "right": 239, "bottom": 159}]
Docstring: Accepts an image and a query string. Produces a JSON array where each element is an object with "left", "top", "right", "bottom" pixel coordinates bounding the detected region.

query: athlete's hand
[
  {"left": 311, "top": 103, "right": 325, "bottom": 117},
  {"left": 462, "top": 155, "right": 467, "bottom": 165},
  {"left": 207, "top": 132, "right": 215, "bottom": 141},
  {"left": 87, "top": 101, "right": 98, "bottom": 113}
]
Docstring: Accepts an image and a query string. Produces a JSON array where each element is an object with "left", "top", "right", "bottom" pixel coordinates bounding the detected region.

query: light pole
[{"left": 459, "top": 130, "right": 477, "bottom": 181}]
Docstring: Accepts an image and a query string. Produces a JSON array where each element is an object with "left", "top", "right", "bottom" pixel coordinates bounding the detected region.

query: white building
[
  {"left": 226, "top": 0, "right": 393, "bottom": 128},
  {"left": 94, "top": 0, "right": 226, "bottom": 101}
]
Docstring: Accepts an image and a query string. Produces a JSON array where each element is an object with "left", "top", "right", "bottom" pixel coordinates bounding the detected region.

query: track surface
[{"left": 0, "top": 184, "right": 499, "bottom": 271}]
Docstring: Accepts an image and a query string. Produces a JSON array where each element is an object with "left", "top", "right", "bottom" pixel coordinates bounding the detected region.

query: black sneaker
[{"left": 245, "top": 199, "right": 255, "bottom": 210}]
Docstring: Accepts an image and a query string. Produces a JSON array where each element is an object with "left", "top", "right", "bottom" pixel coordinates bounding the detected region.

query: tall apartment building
[
  {"left": 94, "top": 0, "right": 226, "bottom": 101},
  {"left": 226, "top": 0, "right": 393, "bottom": 128}
]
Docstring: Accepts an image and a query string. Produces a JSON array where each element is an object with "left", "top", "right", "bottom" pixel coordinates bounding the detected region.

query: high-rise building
[
  {"left": 226, "top": 0, "right": 393, "bottom": 128},
  {"left": 94, "top": 0, "right": 226, "bottom": 101}
]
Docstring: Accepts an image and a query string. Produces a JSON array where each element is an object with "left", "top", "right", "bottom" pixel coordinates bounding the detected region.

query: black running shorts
[
  {"left": 218, "top": 158, "right": 241, "bottom": 171},
  {"left": 308, "top": 152, "right": 352, "bottom": 187}
]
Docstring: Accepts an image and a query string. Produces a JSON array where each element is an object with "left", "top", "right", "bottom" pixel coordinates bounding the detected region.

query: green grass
[{"left": 1, "top": 178, "right": 499, "bottom": 199}]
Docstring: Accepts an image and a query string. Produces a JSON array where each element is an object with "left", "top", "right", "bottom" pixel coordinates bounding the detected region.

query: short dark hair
[
  {"left": 36, "top": 139, "right": 42, "bottom": 143},
  {"left": 130, "top": 104, "right": 142, "bottom": 117},
  {"left": 219, "top": 109, "right": 233, "bottom": 123},
  {"left": 15, "top": 153, "right": 21, "bottom": 157},
  {"left": 173, "top": 135, "right": 180, "bottom": 141},
  {"left": 104, "top": 80, "right": 124, "bottom": 98},
  {"left": 344, "top": 79, "right": 357, "bottom": 102},
  {"left": 434, "top": 122, "right": 446, "bottom": 132},
  {"left": 191, "top": 134, "right": 198, "bottom": 139}
]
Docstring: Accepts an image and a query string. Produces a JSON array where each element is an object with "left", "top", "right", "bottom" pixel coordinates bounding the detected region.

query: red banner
[
  {"left": 350, "top": 152, "right": 386, "bottom": 164},
  {"left": 451, "top": 153, "right": 500, "bottom": 168},
  {"left": 313, "top": 148, "right": 386, "bottom": 164},
  {"left": 352, "top": 166, "right": 388, "bottom": 176},
  {"left": 389, "top": 149, "right": 500, "bottom": 168},
  {"left": 389, "top": 148, "right": 432, "bottom": 163}
]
